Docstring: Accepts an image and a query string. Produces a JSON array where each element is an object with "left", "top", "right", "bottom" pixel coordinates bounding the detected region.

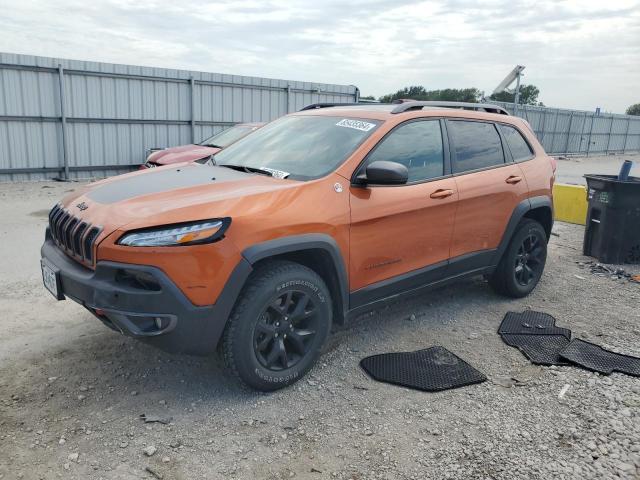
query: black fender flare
[
  {"left": 241, "top": 233, "right": 350, "bottom": 319},
  {"left": 491, "top": 195, "right": 553, "bottom": 266}
]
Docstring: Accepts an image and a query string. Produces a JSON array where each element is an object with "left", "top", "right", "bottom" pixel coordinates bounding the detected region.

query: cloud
[{"left": 0, "top": 0, "right": 638, "bottom": 112}]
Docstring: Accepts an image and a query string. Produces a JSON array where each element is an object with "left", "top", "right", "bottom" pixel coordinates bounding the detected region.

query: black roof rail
[
  {"left": 390, "top": 101, "right": 510, "bottom": 115},
  {"left": 299, "top": 102, "right": 362, "bottom": 111}
]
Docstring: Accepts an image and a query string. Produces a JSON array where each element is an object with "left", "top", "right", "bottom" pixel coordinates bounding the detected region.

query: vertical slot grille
[
  {"left": 83, "top": 227, "right": 100, "bottom": 263},
  {"left": 47, "top": 205, "right": 101, "bottom": 265},
  {"left": 73, "top": 222, "right": 88, "bottom": 256}
]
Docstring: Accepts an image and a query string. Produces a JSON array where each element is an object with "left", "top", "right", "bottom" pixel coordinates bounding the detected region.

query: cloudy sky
[{"left": 0, "top": 0, "right": 638, "bottom": 113}]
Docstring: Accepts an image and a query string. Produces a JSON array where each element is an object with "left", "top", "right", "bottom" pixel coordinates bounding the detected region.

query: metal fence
[
  {"left": 492, "top": 101, "right": 640, "bottom": 156},
  {"left": 2, "top": 52, "right": 639, "bottom": 182},
  {"left": 0, "top": 53, "right": 359, "bottom": 181}
]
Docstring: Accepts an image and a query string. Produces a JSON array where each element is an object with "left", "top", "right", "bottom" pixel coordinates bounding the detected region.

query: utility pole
[
  {"left": 513, "top": 70, "right": 522, "bottom": 116},
  {"left": 492, "top": 65, "right": 525, "bottom": 116},
  {"left": 57, "top": 64, "right": 70, "bottom": 180}
]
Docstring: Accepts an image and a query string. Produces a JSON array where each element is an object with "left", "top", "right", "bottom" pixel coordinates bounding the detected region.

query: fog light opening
[{"left": 155, "top": 317, "right": 163, "bottom": 329}]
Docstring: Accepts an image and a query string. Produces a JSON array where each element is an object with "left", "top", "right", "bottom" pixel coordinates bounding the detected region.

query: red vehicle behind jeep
[
  {"left": 142, "top": 122, "right": 264, "bottom": 168},
  {"left": 41, "top": 101, "right": 555, "bottom": 391}
]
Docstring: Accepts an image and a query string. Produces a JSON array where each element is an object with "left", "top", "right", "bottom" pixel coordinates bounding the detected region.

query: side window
[
  {"left": 364, "top": 120, "right": 444, "bottom": 182},
  {"left": 499, "top": 124, "right": 534, "bottom": 161},
  {"left": 448, "top": 120, "right": 505, "bottom": 173}
]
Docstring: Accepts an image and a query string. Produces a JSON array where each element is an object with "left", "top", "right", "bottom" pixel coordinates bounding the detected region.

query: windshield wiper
[
  {"left": 201, "top": 143, "right": 224, "bottom": 148},
  {"left": 218, "top": 164, "right": 274, "bottom": 177}
]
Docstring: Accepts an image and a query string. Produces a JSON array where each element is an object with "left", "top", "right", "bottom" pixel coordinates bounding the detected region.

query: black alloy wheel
[
  {"left": 253, "top": 290, "right": 319, "bottom": 371},
  {"left": 488, "top": 218, "right": 548, "bottom": 298},
  {"left": 222, "top": 260, "right": 332, "bottom": 391},
  {"left": 514, "top": 233, "right": 545, "bottom": 286}
]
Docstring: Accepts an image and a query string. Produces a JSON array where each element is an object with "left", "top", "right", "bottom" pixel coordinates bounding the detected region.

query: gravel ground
[{"left": 1, "top": 181, "right": 639, "bottom": 480}]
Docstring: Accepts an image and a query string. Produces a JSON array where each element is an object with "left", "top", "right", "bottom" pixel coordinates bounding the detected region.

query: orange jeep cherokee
[{"left": 40, "top": 101, "right": 555, "bottom": 390}]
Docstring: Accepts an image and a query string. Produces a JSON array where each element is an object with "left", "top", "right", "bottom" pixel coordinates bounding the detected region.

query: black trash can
[{"left": 583, "top": 174, "right": 640, "bottom": 264}]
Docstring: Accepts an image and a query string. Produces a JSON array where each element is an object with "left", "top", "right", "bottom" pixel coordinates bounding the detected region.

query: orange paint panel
[
  {"left": 97, "top": 235, "right": 243, "bottom": 306},
  {"left": 518, "top": 156, "right": 555, "bottom": 198},
  {"left": 91, "top": 172, "right": 351, "bottom": 306},
  {"left": 349, "top": 178, "right": 458, "bottom": 290},
  {"left": 450, "top": 164, "right": 529, "bottom": 258}
]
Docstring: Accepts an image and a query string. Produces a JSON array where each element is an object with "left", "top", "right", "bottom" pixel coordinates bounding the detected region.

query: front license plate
[{"left": 41, "top": 260, "right": 63, "bottom": 300}]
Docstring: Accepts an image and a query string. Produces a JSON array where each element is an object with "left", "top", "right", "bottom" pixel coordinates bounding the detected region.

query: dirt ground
[{"left": 1, "top": 181, "right": 639, "bottom": 480}]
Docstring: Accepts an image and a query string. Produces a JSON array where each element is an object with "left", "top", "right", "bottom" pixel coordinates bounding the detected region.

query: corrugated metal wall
[
  {"left": 2, "top": 52, "right": 639, "bottom": 182},
  {"left": 492, "top": 102, "right": 640, "bottom": 156},
  {"left": 0, "top": 52, "right": 358, "bottom": 181}
]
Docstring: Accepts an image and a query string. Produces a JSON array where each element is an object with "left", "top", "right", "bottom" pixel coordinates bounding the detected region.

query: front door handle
[
  {"left": 506, "top": 175, "right": 523, "bottom": 184},
  {"left": 430, "top": 189, "right": 455, "bottom": 199}
]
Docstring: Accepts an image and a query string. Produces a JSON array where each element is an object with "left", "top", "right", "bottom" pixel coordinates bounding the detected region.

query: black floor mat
[
  {"left": 360, "top": 346, "right": 487, "bottom": 392},
  {"left": 498, "top": 311, "right": 571, "bottom": 339},
  {"left": 559, "top": 339, "right": 640, "bottom": 377},
  {"left": 498, "top": 311, "right": 572, "bottom": 365},
  {"left": 501, "top": 334, "right": 571, "bottom": 365}
]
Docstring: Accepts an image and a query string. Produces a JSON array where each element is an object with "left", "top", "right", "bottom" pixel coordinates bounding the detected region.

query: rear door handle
[
  {"left": 506, "top": 175, "right": 523, "bottom": 184},
  {"left": 430, "top": 189, "right": 455, "bottom": 199}
]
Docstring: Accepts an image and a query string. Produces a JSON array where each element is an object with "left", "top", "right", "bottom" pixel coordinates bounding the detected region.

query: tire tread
[
  {"left": 489, "top": 218, "right": 547, "bottom": 298},
  {"left": 222, "top": 260, "right": 330, "bottom": 390}
]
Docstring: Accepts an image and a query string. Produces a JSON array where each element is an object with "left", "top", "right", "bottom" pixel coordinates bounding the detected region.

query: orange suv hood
[{"left": 61, "top": 163, "right": 298, "bottom": 238}]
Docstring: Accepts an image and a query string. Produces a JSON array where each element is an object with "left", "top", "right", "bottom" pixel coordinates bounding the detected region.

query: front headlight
[{"left": 118, "top": 218, "right": 231, "bottom": 247}]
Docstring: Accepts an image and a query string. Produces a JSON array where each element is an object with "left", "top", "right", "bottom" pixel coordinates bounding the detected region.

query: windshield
[
  {"left": 212, "top": 115, "right": 380, "bottom": 180},
  {"left": 200, "top": 125, "right": 258, "bottom": 148}
]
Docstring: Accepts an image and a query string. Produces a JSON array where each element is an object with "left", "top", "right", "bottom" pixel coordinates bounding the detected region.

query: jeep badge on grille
[{"left": 76, "top": 202, "right": 88, "bottom": 211}]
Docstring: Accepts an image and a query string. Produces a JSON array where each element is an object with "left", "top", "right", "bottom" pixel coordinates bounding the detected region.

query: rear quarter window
[
  {"left": 499, "top": 124, "right": 534, "bottom": 161},
  {"left": 448, "top": 120, "right": 505, "bottom": 173}
]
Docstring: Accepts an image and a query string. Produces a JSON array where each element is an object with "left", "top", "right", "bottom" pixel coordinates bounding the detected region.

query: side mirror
[{"left": 357, "top": 160, "right": 408, "bottom": 185}]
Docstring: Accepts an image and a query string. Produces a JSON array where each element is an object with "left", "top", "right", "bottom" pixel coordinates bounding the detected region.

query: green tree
[
  {"left": 359, "top": 95, "right": 376, "bottom": 100},
  {"left": 489, "top": 84, "right": 541, "bottom": 105},
  {"left": 626, "top": 103, "right": 640, "bottom": 115},
  {"left": 379, "top": 86, "right": 481, "bottom": 104}
]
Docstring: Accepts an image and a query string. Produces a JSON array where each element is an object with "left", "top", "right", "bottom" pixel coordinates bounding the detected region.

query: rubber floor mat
[
  {"left": 559, "top": 339, "right": 640, "bottom": 377},
  {"left": 498, "top": 311, "right": 571, "bottom": 339},
  {"left": 501, "top": 334, "right": 571, "bottom": 366},
  {"left": 360, "top": 346, "right": 487, "bottom": 392}
]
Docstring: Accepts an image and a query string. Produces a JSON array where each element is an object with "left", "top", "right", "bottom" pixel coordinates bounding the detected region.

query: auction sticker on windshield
[
  {"left": 260, "top": 167, "right": 290, "bottom": 179},
  {"left": 335, "top": 119, "right": 376, "bottom": 132}
]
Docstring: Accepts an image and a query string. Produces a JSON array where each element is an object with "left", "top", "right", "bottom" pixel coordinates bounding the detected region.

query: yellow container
[{"left": 553, "top": 183, "right": 588, "bottom": 225}]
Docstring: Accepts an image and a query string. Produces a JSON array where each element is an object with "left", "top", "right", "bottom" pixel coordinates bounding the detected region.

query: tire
[
  {"left": 222, "top": 260, "right": 332, "bottom": 391},
  {"left": 489, "top": 219, "right": 548, "bottom": 298}
]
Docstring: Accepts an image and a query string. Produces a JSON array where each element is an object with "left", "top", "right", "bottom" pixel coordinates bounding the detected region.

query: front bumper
[{"left": 40, "top": 236, "right": 251, "bottom": 355}]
